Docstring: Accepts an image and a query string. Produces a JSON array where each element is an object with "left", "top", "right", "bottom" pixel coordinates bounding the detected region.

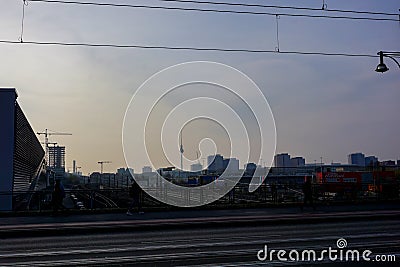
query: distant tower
[
  {"left": 180, "top": 130, "right": 184, "bottom": 171},
  {"left": 73, "top": 160, "right": 76, "bottom": 174}
]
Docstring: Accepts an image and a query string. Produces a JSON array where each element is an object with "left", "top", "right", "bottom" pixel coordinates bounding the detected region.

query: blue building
[
  {"left": 348, "top": 153, "right": 366, "bottom": 166},
  {"left": 274, "top": 153, "right": 291, "bottom": 167},
  {"left": 244, "top": 163, "right": 257, "bottom": 176},
  {"left": 290, "top": 157, "right": 306, "bottom": 167},
  {"left": 207, "top": 154, "right": 224, "bottom": 174},
  {"left": 365, "top": 156, "right": 378, "bottom": 167}
]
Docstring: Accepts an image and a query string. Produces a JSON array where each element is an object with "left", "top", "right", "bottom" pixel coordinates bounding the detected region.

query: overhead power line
[
  {"left": 155, "top": 0, "right": 399, "bottom": 17},
  {"left": 0, "top": 39, "right": 377, "bottom": 58},
  {"left": 27, "top": 0, "right": 399, "bottom": 22}
]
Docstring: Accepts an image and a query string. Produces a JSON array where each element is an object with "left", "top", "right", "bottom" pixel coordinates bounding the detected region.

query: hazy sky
[{"left": 1, "top": 0, "right": 399, "bottom": 174}]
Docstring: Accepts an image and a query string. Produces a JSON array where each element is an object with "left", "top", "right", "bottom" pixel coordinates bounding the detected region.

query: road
[{"left": 0, "top": 214, "right": 399, "bottom": 266}]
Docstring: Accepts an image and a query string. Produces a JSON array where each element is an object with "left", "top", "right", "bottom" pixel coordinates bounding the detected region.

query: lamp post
[{"left": 375, "top": 51, "right": 400, "bottom": 73}]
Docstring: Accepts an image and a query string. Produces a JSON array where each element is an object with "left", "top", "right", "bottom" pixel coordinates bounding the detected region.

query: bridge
[{"left": 0, "top": 203, "right": 399, "bottom": 266}]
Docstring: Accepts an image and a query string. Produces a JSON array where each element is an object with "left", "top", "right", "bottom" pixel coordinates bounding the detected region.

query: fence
[{"left": 1, "top": 179, "right": 399, "bottom": 212}]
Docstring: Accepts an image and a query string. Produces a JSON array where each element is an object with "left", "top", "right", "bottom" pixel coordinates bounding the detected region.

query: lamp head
[
  {"left": 375, "top": 51, "right": 389, "bottom": 73},
  {"left": 375, "top": 63, "right": 389, "bottom": 73}
]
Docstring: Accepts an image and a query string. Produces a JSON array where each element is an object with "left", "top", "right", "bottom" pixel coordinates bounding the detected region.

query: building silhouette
[
  {"left": 0, "top": 88, "right": 45, "bottom": 211},
  {"left": 274, "top": 153, "right": 291, "bottom": 167},
  {"left": 48, "top": 146, "right": 65, "bottom": 181},
  {"left": 244, "top": 163, "right": 257, "bottom": 176},
  {"left": 207, "top": 154, "right": 224, "bottom": 174},
  {"left": 223, "top": 158, "right": 240, "bottom": 173},
  {"left": 348, "top": 153, "right": 365, "bottom": 166},
  {"left": 142, "top": 166, "right": 152, "bottom": 173},
  {"left": 365, "top": 156, "right": 378, "bottom": 166},
  {"left": 290, "top": 157, "right": 306, "bottom": 167}
]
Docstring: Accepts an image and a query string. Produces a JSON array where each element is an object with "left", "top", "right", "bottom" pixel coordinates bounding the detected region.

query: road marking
[{"left": 0, "top": 232, "right": 399, "bottom": 259}]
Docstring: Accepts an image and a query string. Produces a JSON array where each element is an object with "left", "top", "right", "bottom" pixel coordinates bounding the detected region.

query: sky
[{"left": 1, "top": 0, "right": 399, "bottom": 174}]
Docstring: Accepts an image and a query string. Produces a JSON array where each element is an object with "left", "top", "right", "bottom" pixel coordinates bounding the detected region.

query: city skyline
[
  {"left": 1, "top": 0, "right": 399, "bottom": 174},
  {"left": 1, "top": 1, "right": 399, "bottom": 261},
  {"left": 79, "top": 151, "right": 398, "bottom": 175}
]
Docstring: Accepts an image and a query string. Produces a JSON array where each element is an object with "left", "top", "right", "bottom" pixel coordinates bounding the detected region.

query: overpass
[{"left": 0, "top": 203, "right": 398, "bottom": 266}]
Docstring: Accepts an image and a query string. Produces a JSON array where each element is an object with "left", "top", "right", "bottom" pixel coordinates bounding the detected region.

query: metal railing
[{"left": 1, "top": 180, "right": 399, "bottom": 212}]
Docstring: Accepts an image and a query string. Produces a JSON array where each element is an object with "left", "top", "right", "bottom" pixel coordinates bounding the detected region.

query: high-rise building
[
  {"left": 274, "top": 153, "right": 291, "bottom": 167},
  {"left": 365, "top": 156, "right": 378, "bottom": 166},
  {"left": 244, "top": 163, "right": 257, "bottom": 176},
  {"left": 48, "top": 146, "right": 65, "bottom": 169},
  {"left": 223, "top": 158, "right": 240, "bottom": 173},
  {"left": 290, "top": 157, "right": 306, "bottom": 167},
  {"left": 48, "top": 146, "right": 66, "bottom": 181},
  {"left": 348, "top": 153, "right": 365, "bottom": 166},
  {"left": 207, "top": 154, "right": 224, "bottom": 173}
]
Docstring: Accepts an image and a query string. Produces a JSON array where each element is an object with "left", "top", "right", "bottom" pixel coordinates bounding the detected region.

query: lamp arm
[{"left": 384, "top": 55, "right": 400, "bottom": 69}]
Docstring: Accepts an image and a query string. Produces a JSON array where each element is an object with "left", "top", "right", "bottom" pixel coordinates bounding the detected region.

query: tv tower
[{"left": 180, "top": 129, "right": 184, "bottom": 172}]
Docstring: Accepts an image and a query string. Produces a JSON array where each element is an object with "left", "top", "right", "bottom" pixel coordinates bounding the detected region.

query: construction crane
[
  {"left": 37, "top": 129, "right": 72, "bottom": 164},
  {"left": 98, "top": 161, "right": 112, "bottom": 174}
]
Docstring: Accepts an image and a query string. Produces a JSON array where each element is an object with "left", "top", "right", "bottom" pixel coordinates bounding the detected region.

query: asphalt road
[{"left": 0, "top": 216, "right": 399, "bottom": 266}]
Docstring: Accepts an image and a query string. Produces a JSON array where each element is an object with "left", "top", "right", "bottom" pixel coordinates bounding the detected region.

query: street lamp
[{"left": 375, "top": 51, "right": 400, "bottom": 73}]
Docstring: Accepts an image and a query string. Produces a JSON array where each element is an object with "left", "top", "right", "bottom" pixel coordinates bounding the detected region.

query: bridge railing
[{"left": 0, "top": 180, "right": 398, "bottom": 212}]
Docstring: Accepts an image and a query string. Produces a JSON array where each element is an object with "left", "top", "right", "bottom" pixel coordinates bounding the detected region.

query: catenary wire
[
  {"left": 19, "top": 0, "right": 29, "bottom": 42},
  {"left": 27, "top": 0, "right": 399, "bottom": 22},
  {"left": 154, "top": 0, "right": 400, "bottom": 17},
  {"left": 0, "top": 39, "right": 377, "bottom": 58},
  {"left": 275, "top": 15, "right": 280, "bottom": 52}
]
